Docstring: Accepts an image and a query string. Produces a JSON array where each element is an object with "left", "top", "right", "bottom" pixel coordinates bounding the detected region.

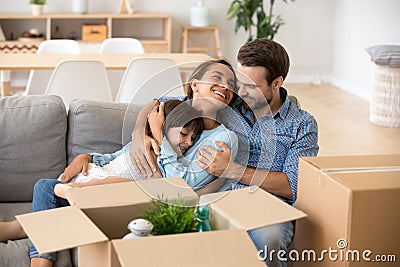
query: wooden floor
[{"left": 286, "top": 83, "right": 400, "bottom": 156}]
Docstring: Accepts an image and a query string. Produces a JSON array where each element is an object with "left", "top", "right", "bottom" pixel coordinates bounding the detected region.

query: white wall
[
  {"left": 331, "top": 0, "right": 400, "bottom": 100},
  {"left": 1, "top": 0, "right": 399, "bottom": 101}
]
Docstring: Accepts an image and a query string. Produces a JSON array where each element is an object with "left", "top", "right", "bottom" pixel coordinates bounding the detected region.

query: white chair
[
  {"left": 115, "top": 57, "right": 184, "bottom": 105},
  {"left": 100, "top": 38, "right": 145, "bottom": 100},
  {"left": 24, "top": 40, "right": 81, "bottom": 96},
  {"left": 99, "top": 38, "right": 144, "bottom": 54},
  {"left": 45, "top": 60, "right": 112, "bottom": 108}
]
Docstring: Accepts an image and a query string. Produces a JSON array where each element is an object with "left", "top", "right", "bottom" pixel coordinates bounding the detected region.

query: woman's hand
[
  {"left": 148, "top": 102, "right": 165, "bottom": 144},
  {"left": 59, "top": 154, "right": 92, "bottom": 183},
  {"left": 129, "top": 101, "right": 160, "bottom": 177},
  {"left": 129, "top": 130, "right": 160, "bottom": 177}
]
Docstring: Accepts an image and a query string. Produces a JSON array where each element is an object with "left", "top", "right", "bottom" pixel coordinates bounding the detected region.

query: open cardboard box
[
  {"left": 292, "top": 154, "right": 400, "bottom": 267},
  {"left": 17, "top": 177, "right": 306, "bottom": 267}
]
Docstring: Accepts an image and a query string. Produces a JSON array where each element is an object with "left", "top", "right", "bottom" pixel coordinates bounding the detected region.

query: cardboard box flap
[
  {"left": 303, "top": 154, "right": 400, "bottom": 172},
  {"left": 138, "top": 176, "right": 198, "bottom": 205},
  {"left": 201, "top": 187, "right": 306, "bottom": 230},
  {"left": 331, "top": 171, "right": 400, "bottom": 190},
  {"left": 112, "top": 229, "right": 265, "bottom": 267},
  {"left": 16, "top": 206, "right": 107, "bottom": 254},
  {"left": 70, "top": 177, "right": 197, "bottom": 209}
]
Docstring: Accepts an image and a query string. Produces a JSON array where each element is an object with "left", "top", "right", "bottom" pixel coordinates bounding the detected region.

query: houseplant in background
[
  {"left": 227, "top": 0, "right": 295, "bottom": 42},
  {"left": 30, "top": 0, "right": 46, "bottom": 16}
]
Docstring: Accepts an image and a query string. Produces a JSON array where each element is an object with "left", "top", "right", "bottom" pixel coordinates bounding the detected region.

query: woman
[{"left": 0, "top": 58, "right": 239, "bottom": 267}]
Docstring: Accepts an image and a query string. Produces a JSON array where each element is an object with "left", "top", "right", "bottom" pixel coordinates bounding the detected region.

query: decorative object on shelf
[
  {"left": 30, "top": 0, "right": 46, "bottom": 16},
  {"left": 227, "top": 0, "right": 295, "bottom": 42},
  {"left": 72, "top": 0, "right": 89, "bottom": 15},
  {"left": 118, "top": 0, "right": 134, "bottom": 14},
  {"left": 18, "top": 28, "right": 45, "bottom": 42},
  {"left": 82, "top": 24, "right": 107, "bottom": 42},
  {"left": 142, "top": 196, "right": 198, "bottom": 236},
  {"left": 122, "top": 219, "right": 154, "bottom": 239},
  {"left": 52, "top": 26, "right": 63, "bottom": 39},
  {"left": 190, "top": 0, "right": 211, "bottom": 27}
]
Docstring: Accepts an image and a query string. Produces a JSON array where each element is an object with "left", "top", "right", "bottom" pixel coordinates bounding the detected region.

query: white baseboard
[
  {"left": 328, "top": 76, "right": 371, "bottom": 102},
  {"left": 285, "top": 73, "right": 371, "bottom": 102}
]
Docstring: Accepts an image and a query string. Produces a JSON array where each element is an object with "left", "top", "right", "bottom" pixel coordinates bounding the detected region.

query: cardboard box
[
  {"left": 292, "top": 154, "right": 400, "bottom": 267},
  {"left": 17, "top": 177, "right": 306, "bottom": 267},
  {"left": 82, "top": 24, "right": 107, "bottom": 42}
]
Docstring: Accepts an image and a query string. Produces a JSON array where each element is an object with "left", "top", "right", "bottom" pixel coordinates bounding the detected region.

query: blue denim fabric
[
  {"left": 248, "top": 221, "right": 294, "bottom": 267},
  {"left": 29, "top": 179, "right": 70, "bottom": 262}
]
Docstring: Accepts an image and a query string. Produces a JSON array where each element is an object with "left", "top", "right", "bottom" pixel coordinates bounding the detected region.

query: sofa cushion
[
  {"left": 0, "top": 95, "right": 67, "bottom": 202},
  {"left": 366, "top": 45, "right": 400, "bottom": 68},
  {"left": 67, "top": 99, "right": 141, "bottom": 164}
]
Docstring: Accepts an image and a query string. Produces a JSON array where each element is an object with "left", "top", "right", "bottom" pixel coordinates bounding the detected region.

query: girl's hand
[
  {"left": 59, "top": 154, "right": 92, "bottom": 183},
  {"left": 148, "top": 102, "right": 165, "bottom": 144}
]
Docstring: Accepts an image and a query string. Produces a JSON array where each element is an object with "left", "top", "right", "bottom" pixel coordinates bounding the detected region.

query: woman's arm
[{"left": 129, "top": 100, "right": 160, "bottom": 177}]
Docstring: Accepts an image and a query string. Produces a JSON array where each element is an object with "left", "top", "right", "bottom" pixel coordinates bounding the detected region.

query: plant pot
[
  {"left": 31, "top": 4, "right": 43, "bottom": 16},
  {"left": 72, "top": 0, "right": 88, "bottom": 14}
]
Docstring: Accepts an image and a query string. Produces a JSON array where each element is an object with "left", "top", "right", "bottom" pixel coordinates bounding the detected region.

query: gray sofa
[{"left": 0, "top": 95, "right": 140, "bottom": 267}]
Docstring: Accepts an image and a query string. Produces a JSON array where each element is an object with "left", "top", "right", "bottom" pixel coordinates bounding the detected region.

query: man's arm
[
  {"left": 196, "top": 143, "right": 293, "bottom": 200},
  {"left": 197, "top": 116, "right": 319, "bottom": 202},
  {"left": 224, "top": 162, "right": 293, "bottom": 200}
]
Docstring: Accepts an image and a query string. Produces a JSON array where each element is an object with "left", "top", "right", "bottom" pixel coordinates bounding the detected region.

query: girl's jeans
[{"left": 29, "top": 179, "right": 69, "bottom": 262}]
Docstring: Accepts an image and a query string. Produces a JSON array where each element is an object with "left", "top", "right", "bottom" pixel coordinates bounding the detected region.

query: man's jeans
[
  {"left": 248, "top": 221, "right": 294, "bottom": 267},
  {"left": 29, "top": 179, "right": 69, "bottom": 262}
]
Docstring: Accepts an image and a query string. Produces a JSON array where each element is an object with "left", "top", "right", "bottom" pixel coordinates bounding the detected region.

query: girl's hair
[
  {"left": 162, "top": 100, "right": 204, "bottom": 136},
  {"left": 185, "top": 58, "right": 238, "bottom": 103}
]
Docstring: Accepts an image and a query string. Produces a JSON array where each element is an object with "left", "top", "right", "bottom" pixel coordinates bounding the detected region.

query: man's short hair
[{"left": 237, "top": 38, "right": 290, "bottom": 84}]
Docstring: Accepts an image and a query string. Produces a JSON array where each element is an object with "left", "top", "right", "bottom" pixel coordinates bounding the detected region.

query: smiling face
[
  {"left": 166, "top": 124, "right": 199, "bottom": 157},
  {"left": 237, "top": 63, "right": 283, "bottom": 113},
  {"left": 190, "top": 63, "right": 236, "bottom": 114}
]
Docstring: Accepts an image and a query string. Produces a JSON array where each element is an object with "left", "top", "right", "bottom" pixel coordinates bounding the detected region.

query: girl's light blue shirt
[{"left": 89, "top": 124, "right": 238, "bottom": 190}]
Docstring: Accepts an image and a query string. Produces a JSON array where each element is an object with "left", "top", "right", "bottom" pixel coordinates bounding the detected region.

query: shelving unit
[{"left": 0, "top": 13, "right": 172, "bottom": 53}]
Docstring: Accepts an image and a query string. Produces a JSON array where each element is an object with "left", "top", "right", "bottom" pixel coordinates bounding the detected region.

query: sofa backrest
[
  {"left": 67, "top": 99, "right": 141, "bottom": 164},
  {"left": 0, "top": 95, "right": 67, "bottom": 202}
]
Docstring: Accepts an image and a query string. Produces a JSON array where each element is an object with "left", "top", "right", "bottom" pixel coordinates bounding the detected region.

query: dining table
[{"left": 0, "top": 53, "right": 211, "bottom": 97}]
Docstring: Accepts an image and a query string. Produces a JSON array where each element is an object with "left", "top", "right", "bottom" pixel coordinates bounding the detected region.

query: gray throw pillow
[{"left": 366, "top": 45, "right": 400, "bottom": 68}]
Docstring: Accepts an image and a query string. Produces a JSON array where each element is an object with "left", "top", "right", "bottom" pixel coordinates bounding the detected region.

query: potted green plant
[
  {"left": 30, "top": 0, "right": 46, "bottom": 16},
  {"left": 227, "top": 0, "right": 295, "bottom": 42},
  {"left": 142, "top": 197, "right": 198, "bottom": 236}
]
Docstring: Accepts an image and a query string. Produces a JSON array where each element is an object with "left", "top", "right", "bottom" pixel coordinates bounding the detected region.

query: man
[
  {"left": 131, "top": 39, "right": 318, "bottom": 267},
  {"left": 195, "top": 39, "right": 319, "bottom": 267}
]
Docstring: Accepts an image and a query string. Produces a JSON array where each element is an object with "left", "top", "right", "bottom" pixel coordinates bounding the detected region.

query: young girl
[{"left": 54, "top": 99, "right": 204, "bottom": 199}]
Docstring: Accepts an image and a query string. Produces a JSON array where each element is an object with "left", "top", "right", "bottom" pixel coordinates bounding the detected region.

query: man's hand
[
  {"left": 196, "top": 141, "right": 237, "bottom": 177},
  {"left": 59, "top": 154, "right": 92, "bottom": 183}
]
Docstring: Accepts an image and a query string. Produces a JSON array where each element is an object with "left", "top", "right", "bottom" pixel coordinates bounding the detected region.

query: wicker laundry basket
[{"left": 370, "top": 63, "right": 400, "bottom": 127}]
